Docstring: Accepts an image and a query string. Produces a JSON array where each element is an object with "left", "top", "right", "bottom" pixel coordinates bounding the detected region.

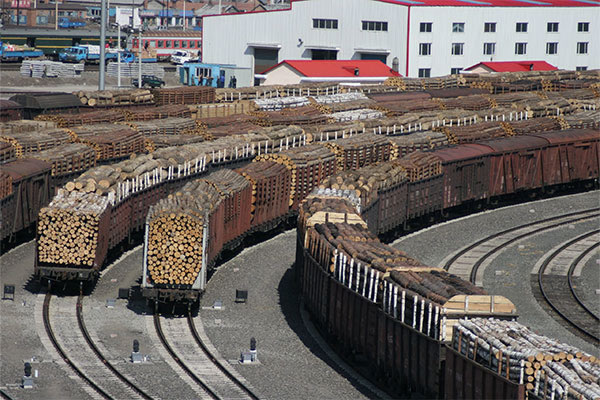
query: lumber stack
[
  {"left": 145, "top": 134, "right": 205, "bottom": 149},
  {"left": 0, "top": 120, "right": 57, "bottom": 134},
  {"left": 237, "top": 161, "right": 291, "bottom": 227},
  {"left": 146, "top": 180, "right": 222, "bottom": 285},
  {"left": 326, "top": 99, "right": 378, "bottom": 113},
  {"left": 377, "top": 99, "right": 441, "bottom": 116},
  {"left": 121, "top": 117, "right": 201, "bottom": 136},
  {"left": 67, "top": 125, "right": 145, "bottom": 161},
  {"left": 0, "top": 129, "right": 72, "bottom": 157},
  {"left": 205, "top": 121, "right": 263, "bottom": 139},
  {"left": 37, "top": 190, "right": 110, "bottom": 267},
  {"left": 261, "top": 106, "right": 328, "bottom": 126},
  {"left": 329, "top": 109, "right": 384, "bottom": 122},
  {"left": 31, "top": 143, "right": 96, "bottom": 177},
  {"left": 442, "top": 95, "right": 492, "bottom": 111},
  {"left": 254, "top": 96, "right": 310, "bottom": 111},
  {"left": 0, "top": 170, "right": 12, "bottom": 199},
  {"left": 152, "top": 86, "right": 216, "bottom": 105},
  {"left": 20, "top": 60, "right": 84, "bottom": 78},
  {"left": 395, "top": 152, "right": 442, "bottom": 182},
  {"left": 298, "top": 191, "right": 362, "bottom": 235},
  {"left": 323, "top": 133, "right": 391, "bottom": 170},
  {"left": 0, "top": 141, "right": 16, "bottom": 165},
  {"left": 254, "top": 144, "right": 336, "bottom": 209},
  {"left": 454, "top": 318, "right": 600, "bottom": 397},
  {"left": 368, "top": 91, "right": 432, "bottom": 103},
  {"left": 311, "top": 92, "right": 369, "bottom": 104},
  {"left": 389, "top": 131, "right": 449, "bottom": 159},
  {"left": 560, "top": 109, "right": 600, "bottom": 129},
  {"left": 188, "top": 101, "right": 256, "bottom": 119},
  {"left": 106, "top": 63, "right": 165, "bottom": 78},
  {"left": 508, "top": 117, "right": 562, "bottom": 135},
  {"left": 440, "top": 121, "right": 507, "bottom": 144},
  {"left": 75, "top": 89, "right": 153, "bottom": 106},
  {"left": 36, "top": 110, "right": 125, "bottom": 127},
  {"left": 319, "top": 161, "right": 407, "bottom": 207},
  {"left": 117, "top": 105, "right": 191, "bottom": 121}
]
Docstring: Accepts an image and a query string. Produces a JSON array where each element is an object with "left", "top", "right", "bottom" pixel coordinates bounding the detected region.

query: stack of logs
[
  {"left": 395, "top": 152, "right": 442, "bottom": 182},
  {"left": 37, "top": 190, "right": 109, "bottom": 267},
  {"left": 146, "top": 180, "right": 222, "bottom": 285},
  {"left": 0, "top": 170, "right": 12, "bottom": 199},
  {"left": 254, "top": 144, "right": 336, "bottom": 209},
  {"left": 66, "top": 125, "right": 145, "bottom": 161},
  {"left": 0, "top": 129, "right": 72, "bottom": 157},
  {"left": 454, "top": 318, "right": 600, "bottom": 397},
  {"left": 36, "top": 110, "right": 125, "bottom": 127},
  {"left": 0, "top": 120, "right": 57, "bottom": 134},
  {"left": 118, "top": 105, "right": 191, "bottom": 121},
  {"left": 31, "top": 143, "right": 96, "bottom": 177},
  {"left": 75, "top": 89, "right": 153, "bottom": 107},
  {"left": 152, "top": 86, "right": 216, "bottom": 105},
  {"left": 0, "top": 142, "right": 16, "bottom": 164},
  {"left": 389, "top": 131, "right": 449, "bottom": 159},
  {"left": 323, "top": 133, "right": 391, "bottom": 170},
  {"left": 145, "top": 135, "right": 205, "bottom": 150},
  {"left": 120, "top": 117, "right": 202, "bottom": 136},
  {"left": 560, "top": 109, "right": 600, "bottom": 130}
]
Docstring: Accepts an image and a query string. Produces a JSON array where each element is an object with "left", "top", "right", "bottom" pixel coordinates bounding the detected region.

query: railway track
[
  {"left": 442, "top": 207, "right": 600, "bottom": 285},
  {"left": 42, "top": 292, "right": 153, "bottom": 400},
  {"left": 536, "top": 229, "right": 600, "bottom": 344},
  {"left": 153, "top": 312, "right": 259, "bottom": 400}
]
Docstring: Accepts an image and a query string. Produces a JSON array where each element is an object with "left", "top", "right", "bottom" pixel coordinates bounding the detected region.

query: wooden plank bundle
[
  {"left": 106, "top": 62, "right": 165, "bottom": 78},
  {"left": 453, "top": 318, "right": 600, "bottom": 397},
  {"left": 323, "top": 132, "right": 391, "bottom": 170},
  {"left": 0, "top": 170, "right": 12, "bottom": 199},
  {"left": 75, "top": 89, "right": 153, "bottom": 107},
  {"left": 254, "top": 96, "right": 310, "bottom": 111},
  {"left": 20, "top": 60, "right": 84, "bottom": 78},
  {"left": 388, "top": 131, "right": 449, "bottom": 159},
  {"left": 254, "top": 143, "right": 336, "bottom": 209},
  {"left": 0, "top": 120, "right": 57, "bottom": 134},
  {"left": 395, "top": 151, "right": 442, "bottom": 182},
  {"left": 146, "top": 181, "right": 222, "bottom": 285},
  {"left": 0, "top": 141, "right": 17, "bottom": 165},
  {"left": 0, "top": 129, "right": 72, "bottom": 157},
  {"left": 36, "top": 110, "right": 125, "bottom": 127},
  {"left": 37, "top": 190, "right": 110, "bottom": 267},
  {"left": 311, "top": 92, "right": 369, "bottom": 104},
  {"left": 30, "top": 143, "right": 96, "bottom": 177},
  {"left": 329, "top": 109, "right": 384, "bottom": 122},
  {"left": 152, "top": 86, "right": 216, "bottom": 105}
]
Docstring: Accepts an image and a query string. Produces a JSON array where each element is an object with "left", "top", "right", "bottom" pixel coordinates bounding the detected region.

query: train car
[
  {"left": 131, "top": 30, "right": 201, "bottom": 62},
  {"left": 0, "top": 27, "right": 118, "bottom": 58},
  {"left": 0, "top": 100, "right": 23, "bottom": 122}
]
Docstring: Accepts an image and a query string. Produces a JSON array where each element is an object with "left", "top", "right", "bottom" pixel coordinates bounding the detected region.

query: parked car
[
  {"left": 131, "top": 75, "right": 165, "bottom": 88},
  {"left": 170, "top": 50, "right": 196, "bottom": 65}
]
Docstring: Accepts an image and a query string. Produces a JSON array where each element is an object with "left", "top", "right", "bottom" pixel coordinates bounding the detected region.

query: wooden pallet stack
[
  {"left": 395, "top": 152, "right": 442, "bottom": 182},
  {"left": 37, "top": 190, "right": 109, "bottom": 267},
  {"left": 0, "top": 129, "right": 72, "bottom": 157},
  {"left": 388, "top": 131, "right": 449, "bottom": 159},
  {"left": 75, "top": 89, "right": 153, "bottom": 106},
  {"left": 323, "top": 133, "right": 391, "bottom": 171},
  {"left": 0, "top": 170, "right": 12, "bottom": 199},
  {"left": 0, "top": 142, "right": 16, "bottom": 165},
  {"left": 152, "top": 86, "right": 216, "bottom": 105},
  {"left": 36, "top": 110, "right": 125, "bottom": 127},
  {"left": 31, "top": 143, "right": 96, "bottom": 177},
  {"left": 453, "top": 318, "right": 600, "bottom": 396},
  {"left": 254, "top": 144, "right": 336, "bottom": 209},
  {"left": 146, "top": 180, "right": 222, "bottom": 285}
]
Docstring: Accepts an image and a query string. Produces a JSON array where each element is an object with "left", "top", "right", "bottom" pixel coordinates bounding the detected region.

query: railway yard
[{"left": 1, "top": 68, "right": 600, "bottom": 399}]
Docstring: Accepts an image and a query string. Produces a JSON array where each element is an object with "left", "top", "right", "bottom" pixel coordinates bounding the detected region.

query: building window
[
  {"left": 451, "top": 68, "right": 462, "bottom": 75},
  {"left": 546, "top": 42, "right": 558, "bottom": 54},
  {"left": 547, "top": 22, "right": 559, "bottom": 32},
  {"left": 311, "top": 49, "right": 337, "bottom": 60},
  {"left": 577, "top": 22, "right": 589, "bottom": 32},
  {"left": 36, "top": 15, "right": 49, "bottom": 25},
  {"left": 165, "top": 40, "right": 172, "bottom": 48},
  {"left": 576, "top": 66, "right": 588, "bottom": 71},
  {"left": 197, "top": 40, "right": 201, "bottom": 48},
  {"left": 451, "top": 43, "right": 464, "bottom": 55},
  {"left": 157, "top": 40, "right": 164, "bottom": 48},
  {"left": 174, "top": 40, "right": 180, "bottom": 48},
  {"left": 516, "top": 22, "right": 528, "bottom": 32},
  {"left": 313, "top": 18, "right": 338, "bottom": 29},
  {"left": 420, "top": 22, "right": 432, "bottom": 32},
  {"left": 483, "top": 42, "right": 496, "bottom": 55},
  {"left": 452, "top": 22, "right": 464, "bottom": 33},
  {"left": 418, "top": 68, "right": 431, "bottom": 78},
  {"left": 362, "top": 21, "right": 388, "bottom": 31},
  {"left": 515, "top": 42, "right": 527, "bottom": 55},
  {"left": 577, "top": 42, "right": 588, "bottom": 54},
  {"left": 419, "top": 43, "right": 431, "bottom": 55},
  {"left": 484, "top": 22, "right": 496, "bottom": 32},
  {"left": 182, "top": 41, "right": 188, "bottom": 48}
]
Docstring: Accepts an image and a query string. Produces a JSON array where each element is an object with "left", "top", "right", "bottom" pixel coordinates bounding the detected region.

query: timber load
[
  {"left": 559, "top": 109, "right": 600, "bottom": 130},
  {"left": 395, "top": 152, "right": 442, "bottom": 182},
  {"left": 254, "top": 143, "right": 336, "bottom": 210},
  {"left": 454, "top": 318, "right": 600, "bottom": 397},
  {"left": 0, "top": 129, "right": 72, "bottom": 157},
  {"left": 146, "top": 180, "right": 222, "bottom": 286},
  {"left": 236, "top": 161, "right": 291, "bottom": 229},
  {"left": 323, "top": 133, "right": 392, "bottom": 170},
  {"left": 388, "top": 131, "right": 449, "bottom": 159},
  {"left": 120, "top": 117, "right": 202, "bottom": 136},
  {"left": 118, "top": 105, "right": 191, "bottom": 121},
  {"left": 75, "top": 89, "right": 154, "bottom": 107},
  {"left": 152, "top": 86, "right": 216, "bottom": 105},
  {"left": 307, "top": 121, "right": 365, "bottom": 142},
  {"left": 258, "top": 106, "right": 329, "bottom": 126},
  {"left": 37, "top": 190, "right": 110, "bottom": 268},
  {"left": 30, "top": 143, "right": 96, "bottom": 177},
  {"left": 0, "top": 141, "right": 16, "bottom": 165},
  {"left": 145, "top": 135, "right": 205, "bottom": 150},
  {"left": 0, "top": 170, "right": 12, "bottom": 199},
  {"left": 0, "top": 120, "right": 57, "bottom": 134},
  {"left": 35, "top": 109, "right": 125, "bottom": 127},
  {"left": 65, "top": 125, "right": 145, "bottom": 161}
]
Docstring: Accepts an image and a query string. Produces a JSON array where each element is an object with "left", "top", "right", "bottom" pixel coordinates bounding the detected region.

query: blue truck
[
  {"left": 0, "top": 42, "right": 44, "bottom": 62},
  {"left": 59, "top": 45, "right": 119, "bottom": 63},
  {"left": 58, "top": 17, "right": 86, "bottom": 29}
]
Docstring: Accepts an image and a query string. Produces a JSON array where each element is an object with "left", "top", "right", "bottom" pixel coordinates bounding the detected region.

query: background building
[{"left": 202, "top": 0, "right": 598, "bottom": 79}]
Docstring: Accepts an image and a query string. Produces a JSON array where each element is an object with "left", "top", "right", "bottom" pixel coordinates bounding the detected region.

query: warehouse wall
[{"left": 202, "top": 0, "right": 597, "bottom": 80}]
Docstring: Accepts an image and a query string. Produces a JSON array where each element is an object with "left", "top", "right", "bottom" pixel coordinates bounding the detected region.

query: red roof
[
  {"left": 464, "top": 61, "right": 558, "bottom": 72},
  {"left": 381, "top": 0, "right": 597, "bottom": 6},
  {"left": 264, "top": 60, "right": 401, "bottom": 77}
]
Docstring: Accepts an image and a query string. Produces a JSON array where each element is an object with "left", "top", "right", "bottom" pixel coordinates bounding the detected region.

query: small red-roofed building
[
  {"left": 464, "top": 61, "right": 558, "bottom": 73},
  {"left": 259, "top": 59, "right": 401, "bottom": 85}
]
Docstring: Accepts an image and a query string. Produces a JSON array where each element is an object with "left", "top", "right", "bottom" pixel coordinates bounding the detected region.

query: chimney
[
  {"left": 354, "top": 67, "right": 359, "bottom": 76},
  {"left": 392, "top": 57, "right": 399, "bottom": 73}
]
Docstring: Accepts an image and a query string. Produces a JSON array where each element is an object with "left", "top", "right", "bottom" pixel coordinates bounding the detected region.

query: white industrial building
[{"left": 202, "top": 0, "right": 597, "bottom": 83}]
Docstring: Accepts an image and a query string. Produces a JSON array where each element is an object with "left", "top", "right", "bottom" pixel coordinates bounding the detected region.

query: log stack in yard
[
  {"left": 35, "top": 109, "right": 125, "bottom": 127},
  {"left": 152, "top": 86, "right": 216, "bottom": 105},
  {"left": 323, "top": 133, "right": 391, "bottom": 170},
  {"left": 74, "top": 89, "right": 154, "bottom": 107}
]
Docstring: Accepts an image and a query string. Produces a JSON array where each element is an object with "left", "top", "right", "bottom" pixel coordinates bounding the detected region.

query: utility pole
[
  {"left": 138, "top": 29, "right": 142, "bottom": 88},
  {"left": 54, "top": 0, "right": 58, "bottom": 30},
  {"left": 117, "top": 24, "right": 121, "bottom": 87},
  {"left": 99, "top": 0, "right": 106, "bottom": 90}
]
